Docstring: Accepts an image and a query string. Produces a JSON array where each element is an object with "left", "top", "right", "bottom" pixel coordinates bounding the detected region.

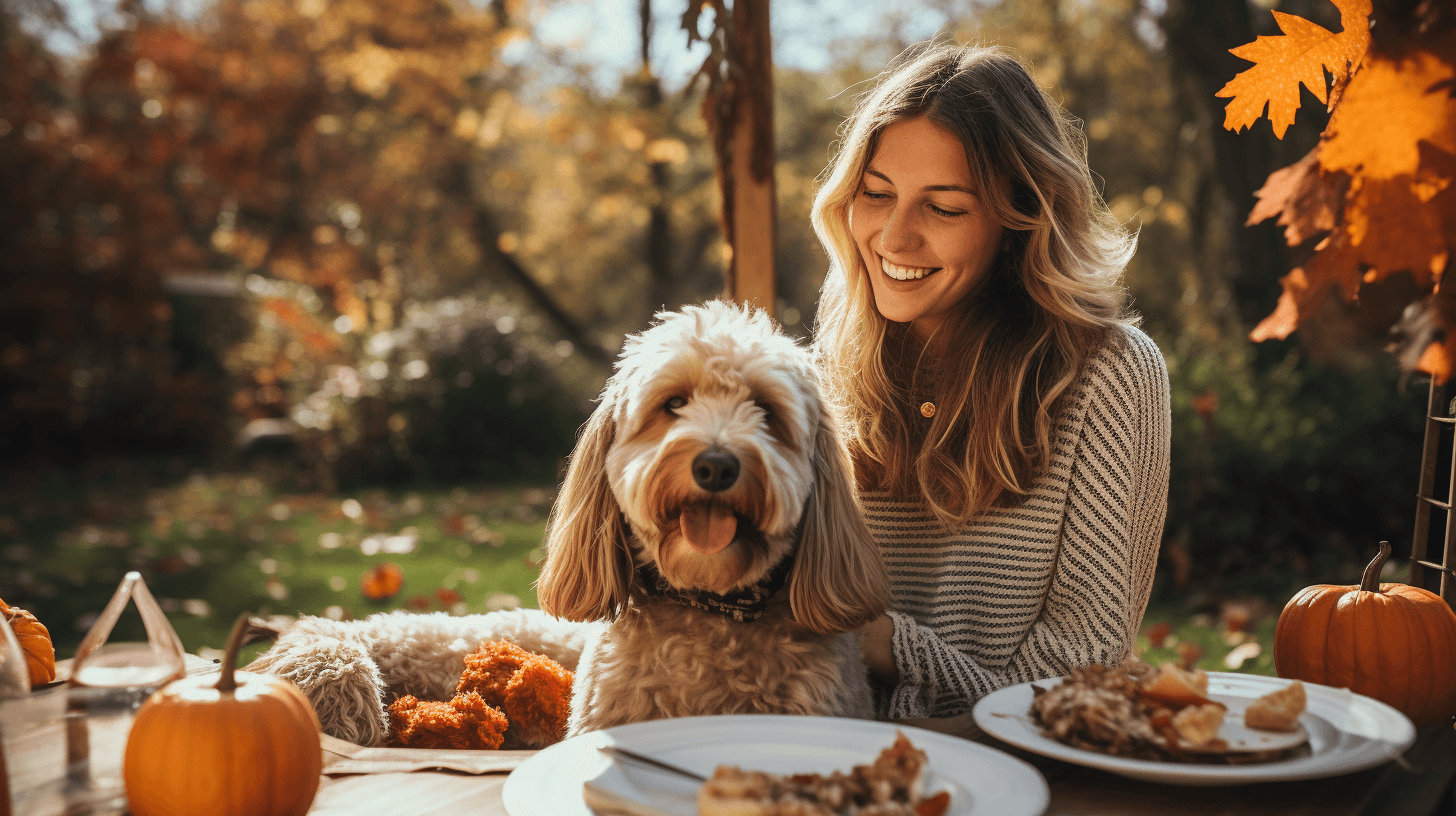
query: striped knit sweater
[{"left": 865, "top": 323, "right": 1171, "bottom": 720}]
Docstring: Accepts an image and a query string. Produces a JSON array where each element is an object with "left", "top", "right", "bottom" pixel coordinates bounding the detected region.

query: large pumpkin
[
  {"left": 1274, "top": 541, "right": 1456, "bottom": 727},
  {"left": 124, "top": 614, "right": 322, "bottom": 816},
  {"left": 0, "top": 596, "right": 57, "bottom": 686}
]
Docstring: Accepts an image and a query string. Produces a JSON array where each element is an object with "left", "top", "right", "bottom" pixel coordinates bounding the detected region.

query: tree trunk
[
  {"left": 719, "top": 0, "right": 776, "bottom": 315},
  {"left": 638, "top": 0, "right": 675, "bottom": 315}
]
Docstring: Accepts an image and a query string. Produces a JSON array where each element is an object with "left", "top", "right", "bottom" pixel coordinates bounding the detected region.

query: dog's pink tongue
[{"left": 679, "top": 503, "right": 737, "bottom": 554}]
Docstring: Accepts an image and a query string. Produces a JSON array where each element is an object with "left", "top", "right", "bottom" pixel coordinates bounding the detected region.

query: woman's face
[{"left": 849, "top": 116, "right": 1005, "bottom": 344}]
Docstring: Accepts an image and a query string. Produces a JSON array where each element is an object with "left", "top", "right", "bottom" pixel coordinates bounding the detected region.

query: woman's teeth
[{"left": 881, "top": 259, "right": 938, "bottom": 280}]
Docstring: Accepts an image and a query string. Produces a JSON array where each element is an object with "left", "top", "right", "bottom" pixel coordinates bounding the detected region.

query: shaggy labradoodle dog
[
  {"left": 538, "top": 300, "right": 889, "bottom": 735},
  {"left": 249, "top": 301, "right": 888, "bottom": 744}
]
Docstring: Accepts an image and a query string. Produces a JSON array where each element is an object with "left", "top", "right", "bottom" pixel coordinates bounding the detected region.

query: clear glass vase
[
  {"left": 0, "top": 609, "right": 31, "bottom": 816},
  {"left": 0, "top": 606, "right": 29, "bottom": 699},
  {"left": 64, "top": 571, "right": 187, "bottom": 814}
]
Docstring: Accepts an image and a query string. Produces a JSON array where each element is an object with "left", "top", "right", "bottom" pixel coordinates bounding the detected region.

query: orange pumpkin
[
  {"left": 361, "top": 562, "right": 404, "bottom": 601},
  {"left": 1274, "top": 541, "right": 1456, "bottom": 727},
  {"left": 124, "top": 614, "right": 322, "bottom": 816},
  {"left": 0, "top": 596, "right": 57, "bottom": 686}
]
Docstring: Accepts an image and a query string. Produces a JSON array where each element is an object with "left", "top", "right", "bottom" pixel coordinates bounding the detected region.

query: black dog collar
[{"left": 637, "top": 554, "right": 795, "bottom": 622}]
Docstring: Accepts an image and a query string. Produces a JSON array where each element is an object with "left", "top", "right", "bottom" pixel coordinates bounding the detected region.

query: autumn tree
[
  {"left": 1, "top": 0, "right": 615, "bottom": 483},
  {"left": 1222, "top": 0, "right": 1456, "bottom": 383},
  {"left": 0, "top": 1, "right": 220, "bottom": 461}
]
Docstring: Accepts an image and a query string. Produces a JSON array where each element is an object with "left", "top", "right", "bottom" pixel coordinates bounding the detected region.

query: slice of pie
[{"left": 696, "top": 733, "right": 950, "bottom": 816}]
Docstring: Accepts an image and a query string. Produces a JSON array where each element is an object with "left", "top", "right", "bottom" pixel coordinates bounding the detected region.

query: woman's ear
[
  {"left": 787, "top": 399, "right": 890, "bottom": 635},
  {"left": 535, "top": 403, "right": 634, "bottom": 621}
]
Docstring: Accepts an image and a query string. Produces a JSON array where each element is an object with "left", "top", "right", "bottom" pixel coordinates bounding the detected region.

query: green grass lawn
[
  {"left": 7, "top": 468, "right": 1287, "bottom": 677},
  {"left": 1135, "top": 598, "right": 1280, "bottom": 677},
  {"left": 5, "top": 472, "right": 552, "bottom": 662}
]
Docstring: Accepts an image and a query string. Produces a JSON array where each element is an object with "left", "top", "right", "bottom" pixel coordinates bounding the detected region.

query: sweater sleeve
[{"left": 882, "top": 327, "right": 1172, "bottom": 719}]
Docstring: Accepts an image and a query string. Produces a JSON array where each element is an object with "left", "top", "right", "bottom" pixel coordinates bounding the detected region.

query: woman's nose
[{"left": 878, "top": 205, "right": 920, "bottom": 254}]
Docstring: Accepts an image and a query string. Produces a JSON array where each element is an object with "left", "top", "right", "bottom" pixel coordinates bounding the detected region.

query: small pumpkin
[
  {"left": 360, "top": 562, "right": 404, "bottom": 601},
  {"left": 1274, "top": 541, "right": 1456, "bottom": 727},
  {"left": 0, "top": 596, "right": 57, "bottom": 686},
  {"left": 124, "top": 613, "right": 322, "bottom": 816}
]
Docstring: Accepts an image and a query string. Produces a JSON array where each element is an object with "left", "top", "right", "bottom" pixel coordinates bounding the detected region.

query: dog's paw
[{"left": 249, "top": 633, "right": 390, "bottom": 746}]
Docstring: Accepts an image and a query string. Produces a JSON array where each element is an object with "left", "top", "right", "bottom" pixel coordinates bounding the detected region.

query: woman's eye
[
  {"left": 928, "top": 203, "right": 966, "bottom": 218},
  {"left": 665, "top": 396, "right": 687, "bottom": 413},
  {"left": 861, "top": 189, "right": 891, "bottom": 201}
]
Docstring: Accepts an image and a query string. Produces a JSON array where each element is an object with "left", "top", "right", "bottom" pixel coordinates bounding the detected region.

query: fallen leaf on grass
[{"left": 361, "top": 562, "right": 404, "bottom": 600}]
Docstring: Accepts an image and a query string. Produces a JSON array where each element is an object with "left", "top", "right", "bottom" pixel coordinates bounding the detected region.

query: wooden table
[
  {"left": 304, "top": 715, "right": 1456, "bottom": 816},
  {"left": 9, "top": 662, "right": 1454, "bottom": 816}
]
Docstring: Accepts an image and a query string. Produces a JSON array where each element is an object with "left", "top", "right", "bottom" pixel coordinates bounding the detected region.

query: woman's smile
[{"left": 879, "top": 256, "right": 941, "bottom": 281}]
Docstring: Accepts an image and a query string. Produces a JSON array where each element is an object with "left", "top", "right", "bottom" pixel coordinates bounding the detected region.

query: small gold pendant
[{"left": 920, "top": 401, "right": 936, "bottom": 418}]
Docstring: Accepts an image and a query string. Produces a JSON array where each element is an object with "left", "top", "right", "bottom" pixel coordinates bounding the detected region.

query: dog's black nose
[{"left": 692, "top": 449, "right": 739, "bottom": 492}]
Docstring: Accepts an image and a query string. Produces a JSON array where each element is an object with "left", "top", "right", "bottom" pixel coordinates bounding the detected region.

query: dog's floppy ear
[
  {"left": 536, "top": 402, "right": 634, "bottom": 622},
  {"left": 787, "top": 399, "right": 890, "bottom": 635}
]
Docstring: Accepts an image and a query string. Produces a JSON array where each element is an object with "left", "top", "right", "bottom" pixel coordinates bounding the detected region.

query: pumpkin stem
[
  {"left": 215, "top": 612, "right": 252, "bottom": 693},
  {"left": 1359, "top": 541, "right": 1392, "bottom": 593}
]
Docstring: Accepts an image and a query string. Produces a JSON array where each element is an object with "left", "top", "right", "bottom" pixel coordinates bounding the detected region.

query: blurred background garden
[{"left": 0, "top": 0, "right": 1439, "bottom": 676}]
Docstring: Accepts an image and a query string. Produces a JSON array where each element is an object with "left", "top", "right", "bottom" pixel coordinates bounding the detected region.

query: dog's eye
[{"left": 664, "top": 396, "right": 687, "bottom": 414}]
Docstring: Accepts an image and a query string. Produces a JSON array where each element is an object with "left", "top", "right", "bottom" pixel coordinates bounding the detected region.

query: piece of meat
[
  {"left": 456, "top": 639, "right": 533, "bottom": 702},
  {"left": 386, "top": 692, "right": 509, "bottom": 750},
  {"left": 455, "top": 639, "right": 574, "bottom": 749}
]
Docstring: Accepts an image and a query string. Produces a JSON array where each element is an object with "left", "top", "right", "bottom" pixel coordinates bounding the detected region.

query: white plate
[
  {"left": 502, "top": 714, "right": 1049, "bottom": 816},
  {"left": 972, "top": 671, "right": 1417, "bottom": 786}
]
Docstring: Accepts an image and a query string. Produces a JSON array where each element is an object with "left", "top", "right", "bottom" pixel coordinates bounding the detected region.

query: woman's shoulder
[
  {"left": 1086, "top": 322, "right": 1166, "bottom": 380},
  {"left": 1076, "top": 322, "right": 1169, "bottom": 407}
]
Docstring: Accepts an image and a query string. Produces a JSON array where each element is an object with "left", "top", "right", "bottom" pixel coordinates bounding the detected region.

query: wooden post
[{"left": 720, "top": 0, "right": 775, "bottom": 315}]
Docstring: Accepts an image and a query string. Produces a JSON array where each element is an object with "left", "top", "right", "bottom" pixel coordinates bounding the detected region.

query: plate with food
[
  {"left": 501, "top": 714, "right": 1049, "bottom": 816},
  {"left": 971, "top": 662, "right": 1417, "bottom": 786}
]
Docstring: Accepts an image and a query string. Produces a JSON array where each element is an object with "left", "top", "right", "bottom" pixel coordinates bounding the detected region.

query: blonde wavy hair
[{"left": 811, "top": 41, "right": 1136, "bottom": 526}]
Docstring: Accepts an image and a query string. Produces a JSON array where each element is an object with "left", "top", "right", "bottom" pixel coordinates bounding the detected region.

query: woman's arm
[
  {"left": 878, "top": 327, "right": 1171, "bottom": 719},
  {"left": 858, "top": 614, "right": 899, "bottom": 685}
]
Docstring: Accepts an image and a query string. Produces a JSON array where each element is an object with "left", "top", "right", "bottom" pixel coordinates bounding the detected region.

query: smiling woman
[{"left": 810, "top": 41, "right": 1172, "bottom": 721}]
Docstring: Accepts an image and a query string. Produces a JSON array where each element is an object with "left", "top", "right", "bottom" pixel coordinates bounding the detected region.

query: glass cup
[
  {"left": 63, "top": 572, "right": 186, "bottom": 815},
  {"left": 2, "top": 684, "right": 66, "bottom": 816},
  {"left": 0, "top": 609, "right": 31, "bottom": 816},
  {"left": 0, "top": 609, "right": 28, "bottom": 699}
]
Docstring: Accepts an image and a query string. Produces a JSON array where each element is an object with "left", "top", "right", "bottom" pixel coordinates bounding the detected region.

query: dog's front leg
[
  {"left": 564, "top": 630, "right": 666, "bottom": 737},
  {"left": 563, "top": 633, "right": 604, "bottom": 738}
]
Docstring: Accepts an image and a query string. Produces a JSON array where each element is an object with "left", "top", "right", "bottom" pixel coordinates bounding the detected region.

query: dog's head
[{"left": 536, "top": 300, "right": 889, "bottom": 635}]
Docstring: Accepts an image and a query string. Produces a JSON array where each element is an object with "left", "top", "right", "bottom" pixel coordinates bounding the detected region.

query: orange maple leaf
[
  {"left": 1246, "top": 146, "right": 1350, "bottom": 247},
  {"left": 1319, "top": 49, "right": 1456, "bottom": 182},
  {"left": 1392, "top": 289, "right": 1456, "bottom": 385},
  {"left": 1417, "top": 340, "right": 1452, "bottom": 384},
  {"left": 1217, "top": 0, "right": 1371, "bottom": 139},
  {"left": 1344, "top": 174, "right": 1449, "bottom": 287},
  {"left": 1248, "top": 231, "right": 1359, "bottom": 343}
]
